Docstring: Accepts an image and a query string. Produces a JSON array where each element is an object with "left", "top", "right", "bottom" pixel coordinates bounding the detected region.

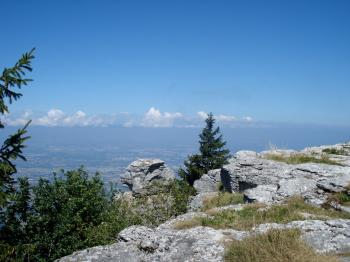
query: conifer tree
[
  {"left": 0, "top": 49, "right": 34, "bottom": 207},
  {"left": 179, "top": 112, "right": 230, "bottom": 186}
]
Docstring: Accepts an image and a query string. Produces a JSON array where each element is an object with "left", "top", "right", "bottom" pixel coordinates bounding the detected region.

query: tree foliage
[
  {"left": 0, "top": 168, "right": 195, "bottom": 261},
  {"left": 0, "top": 49, "right": 196, "bottom": 262},
  {"left": 0, "top": 49, "right": 35, "bottom": 207},
  {"left": 180, "top": 112, "right": 230, "bottom": 185}
]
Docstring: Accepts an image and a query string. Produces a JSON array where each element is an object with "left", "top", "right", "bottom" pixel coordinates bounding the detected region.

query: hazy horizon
[{"left": 2, "top": 125, "right": 349, "bottom": 184}]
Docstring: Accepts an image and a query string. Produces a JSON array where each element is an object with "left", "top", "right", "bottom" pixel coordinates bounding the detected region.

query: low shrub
[{"left": 0, "top": 170, "right": 195, "bottom": 261}]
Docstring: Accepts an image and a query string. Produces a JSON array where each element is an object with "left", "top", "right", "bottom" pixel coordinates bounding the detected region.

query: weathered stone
[
  {"left": 57, "top": 144, "right": 350, "bottom": 262},
  {"left": 221, "top": 149, "right": 350, "bottom": 205},
  {"left": 244, "top": 185, "right": 278, "bottom": 203},
  {"left": 121, "top": 159, "right": 175, "bottom": 195},
  {"left": 277, "top": 177, "right": 317, "bottom": 197},
  {"left": 193, "top": 169, "right": 221, "bottom": 193},
  {"left": 255, "top": 219, "right": 350, "bottom": 254},
  {"left": 58, "top": 217, "right": 350, "bottom": 261},
  {"left": 188, "top": 192, "right": 218, "bottom": 211},
  {"left": 303, "top": 143, "right": 350, "bottom": 167}
]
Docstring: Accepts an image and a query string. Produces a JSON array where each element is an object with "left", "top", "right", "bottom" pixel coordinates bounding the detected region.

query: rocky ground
[{"left": 58, "top": 143, "right": 350, "bottom": 262}]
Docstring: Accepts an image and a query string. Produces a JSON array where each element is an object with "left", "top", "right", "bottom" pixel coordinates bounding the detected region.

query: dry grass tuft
[
  {"left": 202, "top": 192, "right": 244, "bottom": 211},
  {"left": 224, "top": 229, "right": 339, "bottom": 262},
  {"left": 175, "top": 196, "right": 350, "bottom": 230},
  {"left": 322, "top": 148, "right": 349, "bottom": 156},
  {"left": 265, "top": 153, "right": 342, "bottom": 166}
]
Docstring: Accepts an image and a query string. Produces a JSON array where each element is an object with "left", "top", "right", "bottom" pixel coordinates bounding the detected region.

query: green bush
[{"left": 0, "top": 170, "right": 195, "bottom": 261}]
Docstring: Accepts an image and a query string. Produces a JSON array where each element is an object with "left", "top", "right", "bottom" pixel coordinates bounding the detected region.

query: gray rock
[
  {"left": 188, "top": 192, "right": 218, "bottom": 211},
  {"left": 277, "top": 177, "right": 317, "bottom": 197},
  {"left": 221, "top": 149, "right": 350, "bottom": 205},
  {"left": 254, "top": 219, "right": 350, "bottom": 254},
  {"left": 244, "top": 185, "right": 278, "bottom": 203},
  {"left": 58, "top": 226, "right": 229, "bottom": 262},
  {"left": 317, "top": 174, "right": 350, "bottom": 193},
  {"left": 58, "top": 217, "right": 350, "bottom": 261},
  {"left": 121, "top": 159, "right": 175, "bottom": 195},
  {"left": 194, "top": 169, "right": 221, "bottom": 193},
  {"left": 303, "top": 143, "right": 350, "bottom": 167}
]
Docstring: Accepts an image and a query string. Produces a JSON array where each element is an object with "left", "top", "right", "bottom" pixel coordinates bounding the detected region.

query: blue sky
[{"left": 1, "top": 0, "right": 350, "bottom": 127}]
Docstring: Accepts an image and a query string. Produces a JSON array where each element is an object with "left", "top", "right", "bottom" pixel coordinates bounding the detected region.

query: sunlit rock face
[
  {"left": 220, "top": 145, "right": 350, "bottom": 206},
  {"left": 121, "top": 159, "right": 175, "bottom": 195}
]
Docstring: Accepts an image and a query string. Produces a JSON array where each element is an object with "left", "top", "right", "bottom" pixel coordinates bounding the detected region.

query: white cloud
[
  {"left": 197, "top": 111, "right": 208, "bottom": 120},
  {"left": 197, "top": 111, "right": 237, "bottom": 122},
  {"left": 2, "top": 108, "right": 254, "bottom": 128},
  {"left": 36, "top": 109, "right": 65, "bottom": 126},
  {"left": 3, "top": 110, "right": 32, "bottom": 126},
  {"left": 243, "top": 116, "right": 253, "bottom": 122},
  {"left": 140, "top": 107, "right": 183, "bottom": 127},
  {"left": 216, "top": 114, "right": 237, "bottom": 122},
  {"left": 3, "top": 109, "right": 117, "bottom": 127}
]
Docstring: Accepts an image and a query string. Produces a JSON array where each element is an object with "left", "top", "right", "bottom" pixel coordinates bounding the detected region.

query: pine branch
[{"left": 0, "top": 48, "right": 35, "bottom": 114}]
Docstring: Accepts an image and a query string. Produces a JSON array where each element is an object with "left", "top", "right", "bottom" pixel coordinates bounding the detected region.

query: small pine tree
[{"left": 180, "top": 112, "right": 230, "bottom": 186}]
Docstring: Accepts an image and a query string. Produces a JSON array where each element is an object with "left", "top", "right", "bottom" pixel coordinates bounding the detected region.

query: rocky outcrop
[
  {"left": 193, "top": 169, "right": 221, "bottom": 194},
  {"left": 303, "top": 143, "right": 350, "bottom": 167},
  {"left": 220, "top": 149, "right": 350, "bottom": 205},
  {"left": 58, "top": 143, "right": 350, "bottom": 261},
  {"left": 58, "top": 214, "right": 350, "bottom": 261},
  {"left": 255, "top": 219, "right": 350, "bottom": 254},
  {"left": 188, "top": 192, "right": 218, "bottom": 211},
  {"left": 121, "top": 159, "right": 175, "bottom": 195}
]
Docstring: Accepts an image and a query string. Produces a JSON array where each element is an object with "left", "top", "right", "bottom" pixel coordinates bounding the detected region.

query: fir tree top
[{"left": 199, "top": 112, "right": 230, "bottom": 172}]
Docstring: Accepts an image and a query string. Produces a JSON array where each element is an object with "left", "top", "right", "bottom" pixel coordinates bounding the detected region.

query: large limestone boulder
[
  {"left": 193, "top": 169, "right": 221, "bottom": 194},
  {"left": 221, "top": 150, "right": 350, "bottom": 205},
  {"left": 121, "top": 159, "right": 175, "bottom": 195}
]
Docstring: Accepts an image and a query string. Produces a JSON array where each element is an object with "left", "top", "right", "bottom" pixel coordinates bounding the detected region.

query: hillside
[{"left": 58, "top": 143, "right": 350, "bottom": 262}]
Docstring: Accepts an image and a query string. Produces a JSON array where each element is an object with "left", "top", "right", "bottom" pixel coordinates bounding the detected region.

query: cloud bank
[{"left": 2, "top": 108, "right": 253, "bottom": 128}]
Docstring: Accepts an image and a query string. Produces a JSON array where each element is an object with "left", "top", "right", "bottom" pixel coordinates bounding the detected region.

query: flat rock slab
[{"left": 58, "top": 217, "right": 350, "bottom": 262}]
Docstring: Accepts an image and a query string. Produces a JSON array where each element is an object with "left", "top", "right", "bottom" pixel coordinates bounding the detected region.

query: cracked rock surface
[{"left": 58, "top": 214, "right": 350, "bottom": 262}]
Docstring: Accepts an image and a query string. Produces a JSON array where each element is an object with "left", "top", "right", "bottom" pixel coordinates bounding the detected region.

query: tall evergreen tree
[
  {"left": 179, "top": 112, "right": 230, "bottom": 186},
  {"left": 0, "top": 49, "right": 34, "bottom": 208},
  {"left": 0, "top": 49, "right": 34, "bottom": 260}
]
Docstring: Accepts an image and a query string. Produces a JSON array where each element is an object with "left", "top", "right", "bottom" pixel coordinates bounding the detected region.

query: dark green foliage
[
  {"left": 30, "top": 169, "right": 108, "bottom": 260},
  {"left": 0, "top": 49, "right": 35, "bottom": 118},
  {"left": 0, "top": 49, "right": 34, "bottom": 208},
  {"left": 0, "top": 170, "right": 195, "bottom": 261},
  {"left": 0, "top": 49, "right": 195, "bottom": 261},
  {"left": 180, "top": 113, "right": 230, "bottom": 185},
  {"left": 1, "top": 168, "right": 109, "bottom": 261}
]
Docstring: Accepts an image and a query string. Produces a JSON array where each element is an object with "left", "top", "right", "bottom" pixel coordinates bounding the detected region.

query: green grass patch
[
  {"left": 265, "top": 153, "right": 342, "bottom": 166},
  {"left": 224, "top": 229, "right": 339, "bottom": 262},
  {"left": 322, "top": 148, "right": 348, "bottom": 156},
  {"left": 175, "top": 197, "right": 350, "bottom": 230},
  {"left": 202, "top": 192, "right": 244, "bottom": 211}
]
